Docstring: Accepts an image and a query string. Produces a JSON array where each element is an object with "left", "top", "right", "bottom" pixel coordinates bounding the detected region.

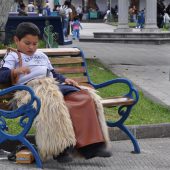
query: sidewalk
[{"left": 1, "top": 138, "right": 170, "bottom": 170}]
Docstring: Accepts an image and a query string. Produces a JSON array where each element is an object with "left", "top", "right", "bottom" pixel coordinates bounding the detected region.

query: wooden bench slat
[
  {"left": 0, "top": 48, "right": 81, "bottom": 57},
  {"left": 71, "top": 76, "right": 88, "bottom": 83},
  {"left": 101, "top": 97, "right": 135, "bottom": 107},
  {"left": 40, "top": 48, "right": 80, "bottom": 56},
  {"left": 79, "top": 83, "right": 94, "bottom": 88},
  {"left": 50, "top": 57, "right": 83, "bottom": 65},
  {"left": 55, "top": 66, "right": 85, "bottom": 74}
]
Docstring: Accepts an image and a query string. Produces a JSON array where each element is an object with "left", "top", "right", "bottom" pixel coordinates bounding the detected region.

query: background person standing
[{"left": 76, "top": 5, "right": 83, "bottom": 21}]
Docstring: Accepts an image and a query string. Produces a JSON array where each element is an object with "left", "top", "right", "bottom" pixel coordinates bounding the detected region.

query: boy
[{"left": 0, "top": 22, "right": 111, "bottom": 162}]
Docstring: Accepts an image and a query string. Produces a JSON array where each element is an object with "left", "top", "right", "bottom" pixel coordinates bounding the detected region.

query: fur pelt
[
  {"left": 11, "top": 77, "right": 110, "bottom": 160},
  {"left": 11, "top": 77, "right": 76, "bottom": 161}
]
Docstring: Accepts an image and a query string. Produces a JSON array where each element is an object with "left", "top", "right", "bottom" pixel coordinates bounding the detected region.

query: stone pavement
[
  {"left": 1, "top": 23, "right": 170, "bottom": 170},
  {"left": 1, "top": 138, "right": 170, "bottom": 170}
]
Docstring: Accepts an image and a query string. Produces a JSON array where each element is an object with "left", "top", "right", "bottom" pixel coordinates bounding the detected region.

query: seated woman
[{"left": 0, "top": 22, "right": 112, "bottom": 162}]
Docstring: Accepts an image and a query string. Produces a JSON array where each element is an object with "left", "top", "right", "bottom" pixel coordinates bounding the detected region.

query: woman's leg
[
  {"left": 59, "top": 85, "right": 112, "bottom": 159},
  {"left": 64, "top": 89, "right": 112, "bottom": 159},
  {"left": 63, "top": 18, "right": 69, "bottom": 38}
]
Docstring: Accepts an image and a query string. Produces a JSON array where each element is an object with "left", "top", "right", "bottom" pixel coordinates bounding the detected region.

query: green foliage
[
  {"left": 128, "top": 22, "right": 137, "bottom": 28},
  {"left": 0, "top": 43, "right": 6, "bottom": 49},
  {"left": 38, "top": 40, "right": 46, "bottom": 48}
]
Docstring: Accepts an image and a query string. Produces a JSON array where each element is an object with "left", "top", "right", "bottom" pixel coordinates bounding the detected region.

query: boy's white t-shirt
[{"left": 3, "top": 50, "right": 53, "bottom": 85}]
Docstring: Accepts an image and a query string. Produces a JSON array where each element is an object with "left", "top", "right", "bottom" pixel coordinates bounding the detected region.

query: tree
[
  {"left": 0, "top": 0, "right": 14, "bottom": 41},
  {"left": 0, "top": 0, "right": 14, "bottom": 31}
]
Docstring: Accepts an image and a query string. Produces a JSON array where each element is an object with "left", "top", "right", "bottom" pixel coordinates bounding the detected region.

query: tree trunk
[
  {"left": 0, "top": 0, "right": 14, "bottom": 41},
  {"left": 0, "top": 0, "right": 14, "bottom": 31}
]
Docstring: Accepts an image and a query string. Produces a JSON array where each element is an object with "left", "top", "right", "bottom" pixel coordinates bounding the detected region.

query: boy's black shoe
[{"left": 53, "top": 146, "right": 73, "bottom": 163}]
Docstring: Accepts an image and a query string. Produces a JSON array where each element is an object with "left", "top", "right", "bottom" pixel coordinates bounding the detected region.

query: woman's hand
[{"left": 65, "top": 78, "right": 80, "bottom": 88}]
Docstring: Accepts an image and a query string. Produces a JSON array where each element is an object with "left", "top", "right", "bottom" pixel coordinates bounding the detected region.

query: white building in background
[
  {"left": 21, "top": 0, "right": 170, "bottom": 14},
  {"left": 57, "top": 0, "right": 170, "bottom": 12}
]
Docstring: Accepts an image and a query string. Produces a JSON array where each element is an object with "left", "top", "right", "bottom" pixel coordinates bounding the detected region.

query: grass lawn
[
  {"left": 3, "top": 54, "right": 170, "bottom": 135},
  {"left": 86, "top": 59, "right": 170, "bottom": 125}
]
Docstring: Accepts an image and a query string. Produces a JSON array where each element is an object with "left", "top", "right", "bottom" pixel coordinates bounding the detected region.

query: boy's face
[{"left": 14, "top": 34, "right": 39, "bottom": 56}]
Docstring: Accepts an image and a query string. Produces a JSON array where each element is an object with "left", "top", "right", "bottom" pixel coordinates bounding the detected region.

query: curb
[
  {"left": 1, "top": 123, "right": 170, "bottom": 151},
  {"left": 109, "top": 123, "right": 170, "bottom": 141}
]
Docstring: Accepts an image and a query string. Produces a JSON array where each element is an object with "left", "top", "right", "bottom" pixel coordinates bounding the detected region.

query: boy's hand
[
  {"left": 14, "top": 67, "right": 30, "bottom": 75},
  {"left": 65, "top": 78, "right": 80, "bottom": 88}
]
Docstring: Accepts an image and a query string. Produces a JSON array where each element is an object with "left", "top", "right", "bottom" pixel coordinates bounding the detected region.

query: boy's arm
[
  {"left": 50, "top": 69, "right": 79, "bottom": 88},
  {"left": 51, "top": 69, "right": 66, "bottom": 83},
  {"left": 0, "top": 67, "right": 20, "bottom": 84},
  {"left": 0, "top": 67, "right": 12, "bottom": 83}
]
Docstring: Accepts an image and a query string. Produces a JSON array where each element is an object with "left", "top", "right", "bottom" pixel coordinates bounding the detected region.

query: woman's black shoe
[
  {"left": 94, "top": 146, "right": 112, "bottom": 158},
  {"left": 79, "top": 142, "right": 112, "bottom": 159},
  {"left": 53, "top": 146, "right": 73, "bottom": 163},
  {"left": 53, "top": 152, "right": 73, "bottom": 163}
]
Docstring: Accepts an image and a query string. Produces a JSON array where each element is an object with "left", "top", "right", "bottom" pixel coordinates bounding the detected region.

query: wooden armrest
[
  {"left": 101, "top": 97, "right": 135, "bottom": 107},
  {"left": 39, "top": 48, "right": 80, "bottom": 56}
]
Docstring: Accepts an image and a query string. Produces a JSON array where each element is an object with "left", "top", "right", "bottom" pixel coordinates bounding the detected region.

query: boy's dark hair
[{"left": 15, "top": 22, "right": 41, "bottom": 40}]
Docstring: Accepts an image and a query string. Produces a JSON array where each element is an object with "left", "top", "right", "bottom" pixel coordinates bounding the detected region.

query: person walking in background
[
  {"left": 60, "top": 0, "right": 73, "bottom": 39},
  {"left": 71, "top": 16, "right": 83, "bottom": 40},
  {"left": 27, "top": 1, "right": 35, "bottom": 12},
  {"left": 129, "top": 5, "right": 137, "bottom": 23},
  {"left": 11, "top": 0, "right": 18, "bottom": 12},
  {"left": 163, "top": 9, "right": 170, "bottom": 29},
  {"left": 76, "top": 5, "right": 83, "bottom": 21},
  {"left": 136, "top": 9, "right": 145, "bottom": 29},
  {"left": 18, "top": 2, "right": 27, "bottom": 16},
  {"left": 42, "top": 3, "right": 51, "bottom": 16},
  {"left": 129, "top": 6, "right": 134, "bottom": 22},
  {"left": 103, "top": 9, "right": 111, "bottom": 23}
]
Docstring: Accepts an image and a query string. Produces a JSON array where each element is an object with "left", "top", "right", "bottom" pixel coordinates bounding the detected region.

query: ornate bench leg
[
  {"left": 20, "top": 138, "right": 43, "bottom": 169},
  {"left": 118, "top": 124, "right": 140, "bottom": 153},
  {"left": 0, "top": 136, "right": 6, "bottom": 144}
]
